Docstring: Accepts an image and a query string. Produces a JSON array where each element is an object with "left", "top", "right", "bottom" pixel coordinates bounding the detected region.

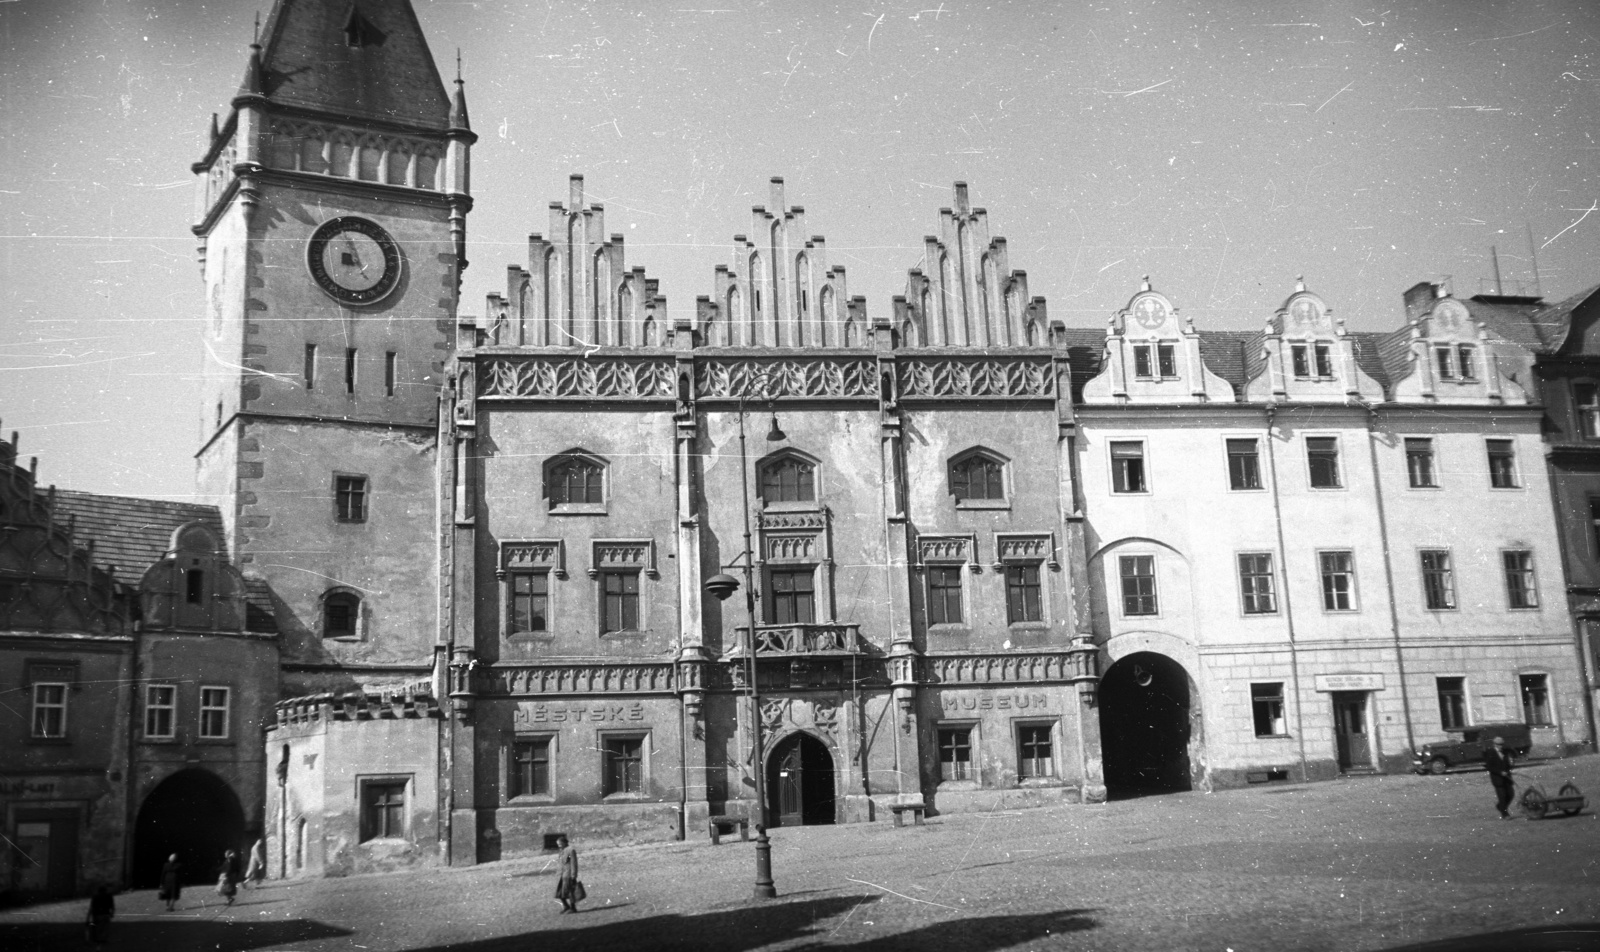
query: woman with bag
[
  {"left": 158, "top": 854, "right": 182, "bottom": 912},
  {"left": 215, "top": 849, "right": 240, "bottom": 906},
  {"left": 554, "top": 835, "right": 583, "bottom": 913}
]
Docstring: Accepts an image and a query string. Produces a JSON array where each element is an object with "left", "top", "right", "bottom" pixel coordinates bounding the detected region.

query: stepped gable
[
  {"left": 0, "top": 431, "right": 127, "bottom": 635},
  {"left": 486, "top": 174, "right": 666, "bottom": 348},
  {"left": 899, "top": 182, "right": 1048, "bottom": 348},
  {"left": 250, "top": 0, "right": 451, "bottom": 130},
  {"left": 701, "top": 177, "right": 865, "bottom": 348}
]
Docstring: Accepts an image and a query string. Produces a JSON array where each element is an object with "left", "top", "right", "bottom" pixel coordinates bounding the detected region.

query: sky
[{"left": 4, "top": 0, "right": 1600, "bottom": 501}]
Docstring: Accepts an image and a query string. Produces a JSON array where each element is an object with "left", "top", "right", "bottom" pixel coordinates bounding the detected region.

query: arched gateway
[
  {"left": 1098, "top": 652, "right": 1199, "bottom": 798},
  {"left": 765, "top": 732, "right": 837, "bottom": 826},
  {"left": 132, "top": 768, "right": 246, "bottom": 887}
]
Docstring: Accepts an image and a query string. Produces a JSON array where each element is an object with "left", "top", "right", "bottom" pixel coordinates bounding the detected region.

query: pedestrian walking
[
  {"left": 85, "top": 885, "right": 114, "bottom": 948},
  {"left": 554, "top": 835, "right": 583, "bottom": 913},
  {"left": 216, "top": 849, "right": 240, "bottom": 906},
  {"left": 243, "top": 837, "right": 266, "bottom": 887},
  {"left": 1485, "top": 735, "right": 1517, "bottom": 819},
  {"left": 158, "top": 855, "right": 182, "bottom": 911}
]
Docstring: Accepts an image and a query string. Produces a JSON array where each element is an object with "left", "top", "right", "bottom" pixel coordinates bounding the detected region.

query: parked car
[{"left": 1412, "top": 723, "right": 1533, "bottom": 774}]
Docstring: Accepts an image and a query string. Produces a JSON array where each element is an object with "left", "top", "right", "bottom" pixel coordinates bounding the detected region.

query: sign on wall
[{"left": 1313, "top": 674, "right": 1385, "bottom": 692}]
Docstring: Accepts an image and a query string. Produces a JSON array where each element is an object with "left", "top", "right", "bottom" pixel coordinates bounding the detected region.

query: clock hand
[{"left": 342, "top": 236, "right": 368, "bottom": 274}]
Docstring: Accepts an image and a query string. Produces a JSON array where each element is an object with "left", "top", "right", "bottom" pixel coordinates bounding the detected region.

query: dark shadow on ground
[
  {"left": 1378, "top": 924, "right": 1600, "bottom": 952},
  {"left": 0, "top": 916, "right": 352, "bottom": 952},
  {"left": 394, "top": 895, "right": 1096, "bottom": 952}
]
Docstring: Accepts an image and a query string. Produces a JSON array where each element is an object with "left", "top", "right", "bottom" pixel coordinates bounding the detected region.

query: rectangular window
[
  {"left": 185, "top": 568, "right": 205, "bottom": 604},
  {"left": 601, "top": 571, "right": 641, "bottom": 633},
  {"left": 1226, "top": 438, "right": 1261, "bottom": 490},
  {"left": 1436, "top": 677, "right": 1467, "bottom": 731},
  {"left": 769, "top": 568, "right": 816, "bottom": 625},
  {"left": 1520, "top": 674, "right": 1552, "bottom": 726},
  {"left": 1119, "top": 555, "right": 1157, "bottom": 616},
  {"left": 345, "top": 347, "right": 357, "bottom": 394},
  {"left": 1404, "top": 438, "right": 1437, "bottom": 488},
  {"left": 1435, "top": 346, "right": 1457, "bottom": 380},
  {"left": 938, "top": 727, "right": 973, "bottom": 782},
  {"left": 1486, "top": 439, "right": 1518, "bottom": 488},
  {"left": 31, "top": 683, "right": 67, "bottom": 738},
  {"left": 1157, "top": 343, "right": 1177, "bottom": 377},
  {"left": 1575, "top": 384, "right": 1600, "bottom": 439},
  {"left": 1251, "top": 683, "right": 1286, "bottom": 737},
  {"left": 1421, "top": 549, "right": 1456, "bottom": 610},
  {"left": 1457, "top": 344, "right": 1477, "bottom": 380},
  {"left": 1503, "top": 550, "right": 1538, "bottom": 609},
  {"left": 384, "top": 351, "right": 397, "bottom": 397},
  {"left": 1017, "top": 725, "right": 1054, "bottom": 778},
  {"left": 1319, "top": 550, "right": 1356, "bottom": 611},
  {"left": 1133, "top": 344, "right": 1154, "bottom": 378},
  {"left": 1110, "top": 441, "right": 1147, "bottom": 493},
  {"left": 360, "top": 781, "right": 407, "bottom": 841},
  {"left": 510, "top": 738, "right": 552, "bottom": 798},
  {"left": 926, "top": 565, "right": 964, "bottom": 626},
  {"left": 603, "top": 736, "right": 644, "bottom": 795},
  {"left": 1238, "top": 553, "right": 1277, "bottom": 614},
  {"left": 1005, "top": 563, "right": 1043, "bottom": 624},
  {"left": 199, "top": 686, "right": 230, "bottom": 739},
  {"left": 335, "top": 475, "right": 368, "bottom": 523},
  {"left": 1306, "top": 437, "right": 1342, "bottom": 488},
  {"left": 510, "top": 571, "right": 549, "bottom": 632},
  {"left": 1291, "top": 343, "right": 1311, "bottom": 378},
  {"left": 145, "top": 685, "right": 176, "bottom": 739},
  {"left": 304, "top": 343, "right": 317, "bottom": 390},
  {"left": 1313, "top": 342, "right": 1334, "bottom": 378}
]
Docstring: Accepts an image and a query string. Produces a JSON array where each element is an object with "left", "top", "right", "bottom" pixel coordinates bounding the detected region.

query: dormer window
[
  {"left": 1292, "top": 343, "right": 1334, "bottom": 379},
  {"left": 1457, "top": 344, "right": 1477, "bottom": 380},
  {"left": 1133, "top": 343, "right": 1177, "bottom": 379},
  {"left": 1436, "top": 344, "right": 1477, "bottom": 382},
  {"left": 1435, "top": 346, "right": 1456, "bottom": 380}
]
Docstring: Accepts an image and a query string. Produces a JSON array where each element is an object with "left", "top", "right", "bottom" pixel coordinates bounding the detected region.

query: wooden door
[
  {"left": 1333, "top": 692, "right": 1372, "bottom": 770},
  {"left": 775, "top": 742, "right": 804, "bottom": 827}
]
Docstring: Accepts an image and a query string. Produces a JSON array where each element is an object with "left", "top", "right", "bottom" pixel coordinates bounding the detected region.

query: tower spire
[{"left": 448, "top": 48, "right": 471, "bottom": 133}]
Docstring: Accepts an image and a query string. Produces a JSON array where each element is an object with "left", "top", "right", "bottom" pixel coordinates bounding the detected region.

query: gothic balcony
[{"left": 730, "top": 623, "right": 864, "bottom": 658}]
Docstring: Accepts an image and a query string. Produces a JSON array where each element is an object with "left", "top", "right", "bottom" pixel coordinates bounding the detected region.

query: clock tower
[{"left": 192, "top": 0, "right": 472, "bottom": 695}]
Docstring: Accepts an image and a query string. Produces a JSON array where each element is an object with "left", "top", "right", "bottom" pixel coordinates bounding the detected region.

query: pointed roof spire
[
  {"left": 448, "top": 47, "right": 471, "bottom": 133},
  {"left": 235, "top": 18, "right": 267, "bottom": 102},
  {"left": 208, "top": 112, "right": 220, "bottom": 142}
]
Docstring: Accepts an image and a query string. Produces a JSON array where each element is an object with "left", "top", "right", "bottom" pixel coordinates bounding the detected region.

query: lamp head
[
  {"left": 764, "top": 412, "right": 786, "bottom": 442},
  {"left": 704, "top": 573, "right": 741, "bottom": 602}
]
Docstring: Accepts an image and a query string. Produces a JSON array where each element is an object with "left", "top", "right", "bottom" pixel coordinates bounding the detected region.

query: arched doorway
[
  {"left": 765, "top": 732, "right": 836, "bottom": 827},
  {"left": 1099, "top": 652, "right": 1197, "bottom": 798},
  {"left": 132, "top": 769, "right": 245, "bottom": 887}
]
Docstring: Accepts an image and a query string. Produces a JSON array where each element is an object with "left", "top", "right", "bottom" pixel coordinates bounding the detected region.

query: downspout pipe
[
  {"left": 1263, "top": 406, "right": 1312, "bottom": 781},
  {"left": 1361, "top": 403, "right": 1417, "bottom": 756}
]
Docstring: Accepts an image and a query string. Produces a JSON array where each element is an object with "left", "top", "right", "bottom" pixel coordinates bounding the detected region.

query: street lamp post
[{"left": 705, "top": 387, "right": 784, "bottom": 901}]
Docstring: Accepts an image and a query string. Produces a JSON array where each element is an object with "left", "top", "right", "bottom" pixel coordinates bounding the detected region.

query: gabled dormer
[
  {"left": 488, "top": 175, "right": 667, "bottom": 348},
  {"left": 698, "top": 178, "right": 864, "bottom": 348},
  {"left": 1245, "top": 278, "right": 1383, "bottom": 404},
  {"left": 1081, "top": 279, "right": 1234, "bottom": 404},
  {"left": 138, "top": 523, "right": 247, "bottom": 633},
  {"left": 1386, "top": 293, "right": 1530, "bottom": 405},
  {"left": 895, "top": 182, "right": 1048, "bottom": 348}
]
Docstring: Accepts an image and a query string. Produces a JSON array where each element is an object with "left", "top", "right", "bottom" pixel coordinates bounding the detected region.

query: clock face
[
  {"left": 307, "top": 217, "right": 402, "bottom": 305},
  {"left": 1133, "top": 296, "right": 1166, "bottom": 329}
]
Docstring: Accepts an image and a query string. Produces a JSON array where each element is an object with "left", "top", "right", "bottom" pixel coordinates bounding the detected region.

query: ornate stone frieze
[
  {"left": 696, "top": 358, "right": 877, "bottom": 399},
  {"left": 914, "top": 533, "right": 977, "bottom": 569},
  {"left": 994, "top": 532, "right": 1058, "bottom": 569},
  {"left": 501, "top": 539, "right": 566, "bottom": 578},
  {"left": 924, "top": 651, "right": 1091, "bottom": 685},
  {"left": 758, "top": 696, "right": 842, "bottom": 742},
  {"left": 589, "top": 539, "right": 659, "bottom": 578},
  {"left": 758, "top": 510, "right": 828, "bottom": 531},
  {"left": 747, "top": 623, "right": 862, "bottom": 656},
  {"left": 484, "top": 663, "right": 676, "bottom": 696},
  {"left": 480, "top": 357, "right": 677, "bottom": 400},
  {"left": 764, "top": 535, "right": 816, "bottom": 561},
  {"left": 899, "top": 357, "right": 1055, "bottom": 399}
]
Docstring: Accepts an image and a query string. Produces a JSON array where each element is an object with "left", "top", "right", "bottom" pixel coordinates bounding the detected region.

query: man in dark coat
[
  {"left": 1484, "top": 735, "right": 1516, "bottom": 819},
  {"left": 159, "top": 854, "right": 182, "bottom": 911}
]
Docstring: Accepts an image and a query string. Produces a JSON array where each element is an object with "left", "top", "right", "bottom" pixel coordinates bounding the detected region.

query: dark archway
[
  {"left": 132, "top": 768, "right": 246, "bottom": 888},
  {"left": 765, "top": 732, "right": 836, "bottom": 827},
  {"left": 1099, "top": 652, "right": 1196, "bottom": 798}
]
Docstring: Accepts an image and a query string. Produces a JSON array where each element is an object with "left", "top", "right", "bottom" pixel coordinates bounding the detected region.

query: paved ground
[{"left": 6, "top": 756, "right": 1600, "bottom": 951}]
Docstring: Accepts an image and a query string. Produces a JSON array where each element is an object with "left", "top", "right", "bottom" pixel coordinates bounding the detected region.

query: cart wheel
[
  {"left": 1429, "top": 758, "right": 1449, "bottom": 775},
  {"left": 1520, "top": 787, "right": 1547, "bottom": 818},
  {"left": 1559, "top": 783, "right": 1584, "bottom": 817}
]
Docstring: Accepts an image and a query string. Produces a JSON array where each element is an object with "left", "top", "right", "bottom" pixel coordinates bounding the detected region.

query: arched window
[
  {"left": 324, "top": 591, "right": 362, "bottom": 640},
  {"left": 760, "top": 453, "right": 817, "bottom": 504},
  {"left": 545, "top": 450, "right": 608, "bottom": 512},
  {"left": 950, "top": 449, "right": 1008, "bottom": 504}
]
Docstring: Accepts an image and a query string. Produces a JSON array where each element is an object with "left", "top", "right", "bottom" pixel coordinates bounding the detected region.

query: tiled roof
[
  {"left": 256, "top": 0, "right": 452, "bottom": 131},
  {"left": 1198, "top": 330, "right": 1260, "bottom": 395},
  {"left": 51, "top": 491, "right": 223, "bottom": 586},
  {"left": 1374, "top": 325, "right": 1419, "bottom": 389},
  {"left": 1347, "top": 333, "right": 1393, "bottom": 392},
  {"left": 1461, "top": 296, "right": 1548, "bottom": 352},
  {"left": 1531, "top": 283, "right": 1600, "bottom": 355}
]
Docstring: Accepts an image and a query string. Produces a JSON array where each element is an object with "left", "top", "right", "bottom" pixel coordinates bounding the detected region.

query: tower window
[
  {"left": 304, "top": 344, "right": 317, "bottom": 390},
  {"left": 185, "top": 568, "right": 205, "bottom": 604},
  {"left": 335, "top": 475, "right": 368, "bottom": 522},
  {"left": 345, "top": 348, "right": 358, "bottom": 394},
  {"left": 385, "top": 352, "right": 397, "bottom": 397},
  {"left": 324, "top": 591, "right": 362, "bottom": 639}
]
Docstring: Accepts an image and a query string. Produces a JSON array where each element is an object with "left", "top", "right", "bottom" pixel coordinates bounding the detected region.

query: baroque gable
[
  {"left": 1081, "top": 279, "right": 1235, "bottom": 404},
  {"left": 1244, "top": 278, "right": 1384, "bottom": 403}
]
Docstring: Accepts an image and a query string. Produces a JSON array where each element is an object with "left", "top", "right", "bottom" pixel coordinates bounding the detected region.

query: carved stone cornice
[
  {"left": 482, "top": 663, "right": 676, "bottom": 696},
  {"left": 480, "top": 356, "right": 677, "bottom": 400},
  {"left": 924, "top": 650, "right": 1095, "bottom": 686},
  {"left": 899, "top": 356, "right": 1056, "bottom": 399},
  {"left": 696, "top": 357, "right": 877, "bottom": 400}
]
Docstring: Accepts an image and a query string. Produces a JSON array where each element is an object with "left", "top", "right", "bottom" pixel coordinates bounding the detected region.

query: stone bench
[
  {"left": 889, "top": 803, "right": 926, "bottom": 827},
  {"left": 707, "top": 815, "right": 749, "bottom": 845}
]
